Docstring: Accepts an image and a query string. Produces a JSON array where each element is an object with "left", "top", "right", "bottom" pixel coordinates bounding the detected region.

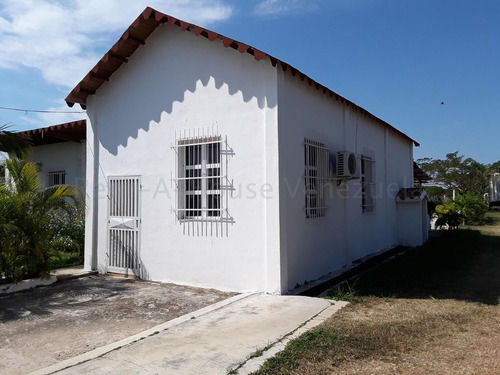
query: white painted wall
[
  {"left": 85, "top": 25, "right": 280, "bottom": 293},
  {"left": 396, "top": 193, "right": 429, "bottom": 247},
  {"left": 28, "top": 141, "right": 86, "bottom": 190},
  {"left": 276, "top": 68, "right": 415, "bottom": 291},
  {"left": 84, "top": 22, "right": 421, "bottom": 294},
  {"left": 489, "top": 173, "right": 500, "bottom": 202}
]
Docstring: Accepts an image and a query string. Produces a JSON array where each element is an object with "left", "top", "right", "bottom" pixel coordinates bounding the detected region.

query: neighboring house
[
  {"left": 413, "top": 162, "right": 431, "bottom": 188},
  {"left": 18, "top": 120, "right": 86, "bottom": 190},
  {"left": 66, "top": 7, "right": 427, "bottom": 294},
  {"left": 488, "top": 173, "right": 500, "bottom": 207}
]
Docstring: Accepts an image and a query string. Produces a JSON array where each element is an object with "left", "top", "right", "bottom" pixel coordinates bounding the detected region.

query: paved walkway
[
  {"left": 51, "top": 265, "right": 95, "bottom": 280},
  {"left": 30, "top": 293, "right": 348, "bottom": 375}
]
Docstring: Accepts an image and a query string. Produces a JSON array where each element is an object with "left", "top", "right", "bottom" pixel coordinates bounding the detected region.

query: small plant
[
  {"left": 326, "top": 279, "right": 362, "bottom": 303},
  {"left": 249, "top": 347, "right": 265, "bottom": 359},
  {"left": 435, "top": 203, "right": 463, "bottom": 229}
]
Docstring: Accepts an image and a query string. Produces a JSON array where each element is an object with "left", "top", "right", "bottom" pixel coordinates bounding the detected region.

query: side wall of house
[
  {"left": 28, "top": 142, "right": 86, "bottom": 190},
  {"left": 84, "top": 25, "right": 281, "bottom": 293},
  {"left": 277, "top": 68, "right": 414, "bottom": 291}
]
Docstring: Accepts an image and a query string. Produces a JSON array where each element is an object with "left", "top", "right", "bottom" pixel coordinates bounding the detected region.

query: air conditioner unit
[{"left": 336, "top": 151, "right": 358, "bottom": 178}]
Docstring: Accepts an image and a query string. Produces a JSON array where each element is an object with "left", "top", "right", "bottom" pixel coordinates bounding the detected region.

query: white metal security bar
[
  {"left": 48, "top": 170, "right": 66, "bottom": 186},
  {"left": 108, "top": 176, "right": 141, "bottom": 273},
  {"left": 171, "top": 128, "right": 234, "bottom": 236},
  {"left": 304, "top": 138, "right": 330, "bottom": 218},
  {"left": 361, "top": 156, "right": 375, "bottom": 212}
]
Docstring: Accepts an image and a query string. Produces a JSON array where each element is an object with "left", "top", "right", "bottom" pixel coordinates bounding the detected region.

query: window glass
[{"left": 178, "top": 138, "right": 222, "bottom": 220}]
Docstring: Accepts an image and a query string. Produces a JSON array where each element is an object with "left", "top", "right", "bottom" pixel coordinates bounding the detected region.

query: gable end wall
[{"left": 84, "top": 25, "right": 281, "bottom": 293}]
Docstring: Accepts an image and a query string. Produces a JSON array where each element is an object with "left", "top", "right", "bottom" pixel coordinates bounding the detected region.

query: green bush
[
  {"left": 435, "top": 211, "right": 463, "bottom": 229},
  {"left": 434, "top": 193, "right": 487, "bottom": 228},
  {"left": 47, "top": 204, "right": 85, "bottom": 254},
  {"left": 454, "top": 193, "right": 488, "bottom": 224},
  {"left": 0, "top": 158, "right": 83, "bottom": 284}
]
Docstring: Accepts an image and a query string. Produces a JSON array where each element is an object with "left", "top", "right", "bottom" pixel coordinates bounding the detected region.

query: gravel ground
[{"left": 0, "top": 275, "right": 236, "bottom": 375}]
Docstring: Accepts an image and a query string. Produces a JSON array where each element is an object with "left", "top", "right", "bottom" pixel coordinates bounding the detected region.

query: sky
[{"left": 0, "top": 0, "right": 499, "bottom": 163}]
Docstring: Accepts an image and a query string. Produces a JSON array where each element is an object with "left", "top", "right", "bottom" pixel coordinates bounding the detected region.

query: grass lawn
[{"left": 253, "top": 212, "right": 500, "bottom": 375}]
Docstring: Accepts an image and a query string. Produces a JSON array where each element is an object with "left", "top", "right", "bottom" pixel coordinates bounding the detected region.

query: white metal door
[{"left": 107, "top": 176, "right": 141, "bottom": 275}]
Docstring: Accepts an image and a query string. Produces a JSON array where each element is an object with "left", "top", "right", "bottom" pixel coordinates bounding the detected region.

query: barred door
[{"left": 107, "top": 176, "right": 141, "bottom": 275}]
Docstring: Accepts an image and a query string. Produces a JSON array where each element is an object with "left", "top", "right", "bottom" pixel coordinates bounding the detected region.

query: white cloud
[
  {"left": 253, "top": 0, "right": 318, "bottom": 16},
  {"left": 11, "top": 97, "right": 86, "bottom": 128},
  {"left": 36, "top": 101, "right": 87, "bottom": 126},
  {"left": 0, "top": 0, "right": 233, "bottom": 90}
]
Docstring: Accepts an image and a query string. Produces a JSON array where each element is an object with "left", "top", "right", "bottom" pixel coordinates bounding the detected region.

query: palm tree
[
  {"left": 0, "top": 124, "right": 31, "bottom": 158},
  {"left": 0, "top": 158, "right": 81, "bottom": 282}
]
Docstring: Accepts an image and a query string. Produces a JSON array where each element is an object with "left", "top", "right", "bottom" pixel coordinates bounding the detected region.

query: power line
[{"left": 0, "top": 106, "right": 85, "bottom": 114}]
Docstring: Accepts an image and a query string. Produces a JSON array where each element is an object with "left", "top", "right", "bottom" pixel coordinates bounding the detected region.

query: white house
[
  {"left": 18, "top": 120, "right": 86, "bottom": 190},
  {"left": 488, "top": 173, "right": 500, "bottom": 206},
  {"left": 66, "top": 7, "right": 427, "bottom": 294}
]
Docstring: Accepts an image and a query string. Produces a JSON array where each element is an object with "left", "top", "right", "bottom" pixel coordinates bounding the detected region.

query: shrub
[
  {"left": 434, "top": 193, "right": 487, "bottom": 228},
  {"left": 0, "top": 158, "right": 83, "bottom": 283},
  {"left": 454, "top": 193, "right": 488, "bottom": 224}
]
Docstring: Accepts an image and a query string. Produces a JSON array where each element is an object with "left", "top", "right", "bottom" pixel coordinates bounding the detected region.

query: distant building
[
  {"left": 413, "top": 162, "right": 431, "bottom": 188},
  {"left": 488, "top": 173, "right": 500, "bottom": 207},
  {"left": 18, "top": 120, "right": 86, "bottom": 190}
]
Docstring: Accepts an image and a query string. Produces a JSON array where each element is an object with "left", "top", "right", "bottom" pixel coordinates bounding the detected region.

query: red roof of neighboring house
[
  {"left": 65, "top": 7, "right": 419, "bottom": 147},
  {"left": 413, "top": 161, "right": 431, "bottom": 183},
  {"left": 19, "top": 120, "right": 86, "bottom": 146}
]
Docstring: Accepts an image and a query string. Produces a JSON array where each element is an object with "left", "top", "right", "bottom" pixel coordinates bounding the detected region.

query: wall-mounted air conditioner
[{"left": 336, "top": 151, "right": 359, "bottom": 178}]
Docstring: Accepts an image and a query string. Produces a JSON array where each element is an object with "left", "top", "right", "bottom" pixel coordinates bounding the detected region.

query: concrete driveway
[
  {"left": 0, "top": 275, "right": 235, "bottom": 375},
  {"left": 30, "top": 293, "right": 347, "bottom": 375}
]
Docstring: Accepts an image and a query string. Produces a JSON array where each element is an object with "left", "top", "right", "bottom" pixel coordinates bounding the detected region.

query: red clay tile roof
[
  {"left": 413, "top": 162, "right": 431, "bottom": 183},
  {"left": 65, "top": 6, "right": 419, "bottom": 147},
  {"left": 397, "top": 188, "right": 425, "bottom": 201},
  {"left": 19, "top": 120, "right": 86, "bottom": 146}
]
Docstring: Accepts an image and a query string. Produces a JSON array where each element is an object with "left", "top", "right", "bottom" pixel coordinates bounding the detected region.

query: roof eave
[{"left": 65, "top": 6, "right": 419, "bottom": 147}]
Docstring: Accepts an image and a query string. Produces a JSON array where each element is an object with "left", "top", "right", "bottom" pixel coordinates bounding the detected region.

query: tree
[
  {"left": 417, "top": 152, "right": 489, "bottom": 195},
  {"left": 487, "top": 160, "right": 500, "bottom": 175},
  {"left": 0, "top": 124, "right": 31, "bottom": 158},
  {"left": 0, "top": 158, "right": 81, "bottom": 282},
  {"left": 423, "top": 185, "right": 446, "bottom": 204}
]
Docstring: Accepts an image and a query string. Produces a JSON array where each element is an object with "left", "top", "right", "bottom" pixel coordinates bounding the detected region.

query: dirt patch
[
  {"left": 0, "top": 275, "right": 236, "bottom": 375},
  {"left": 324, "top": 299, "right": 500, "bottom": 375}
]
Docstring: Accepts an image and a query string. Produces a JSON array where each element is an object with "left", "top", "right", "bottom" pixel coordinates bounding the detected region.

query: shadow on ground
[
  {"left": 0, "top": 275, "right": 235, "bottom": 375},
  {"left": 345, "top": 229, "right": 500, "bottom": 305},
  {"left": 0, "top": 276, "right": 136, "bottom": 322}
]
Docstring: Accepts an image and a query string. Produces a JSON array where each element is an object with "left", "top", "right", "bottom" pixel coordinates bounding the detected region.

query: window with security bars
[
  {"left": 48, "top": 170, "right": 66, "bottom": 186},
  {"left": 304, "top": 139, "right": 330, "bottom": 218},
  {"left": 361, "top": 156, "right": 375, "bottom": 212},
  {"left": 177, "top": 136, "right": 222, "bottom": 220}
]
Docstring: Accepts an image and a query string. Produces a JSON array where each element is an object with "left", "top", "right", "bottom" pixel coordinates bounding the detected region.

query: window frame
[
  {"left": 178, "top": 137, "right": 222, "bottom": 221},
  {"left": 304, "top": 139, "right": 330, "bottom": 219},
  {"left": 361, "top": 156, "right": 375, "bottom": 212},
  {"left": 48, "top": 170, "right": 66, "bottom": 186}
]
